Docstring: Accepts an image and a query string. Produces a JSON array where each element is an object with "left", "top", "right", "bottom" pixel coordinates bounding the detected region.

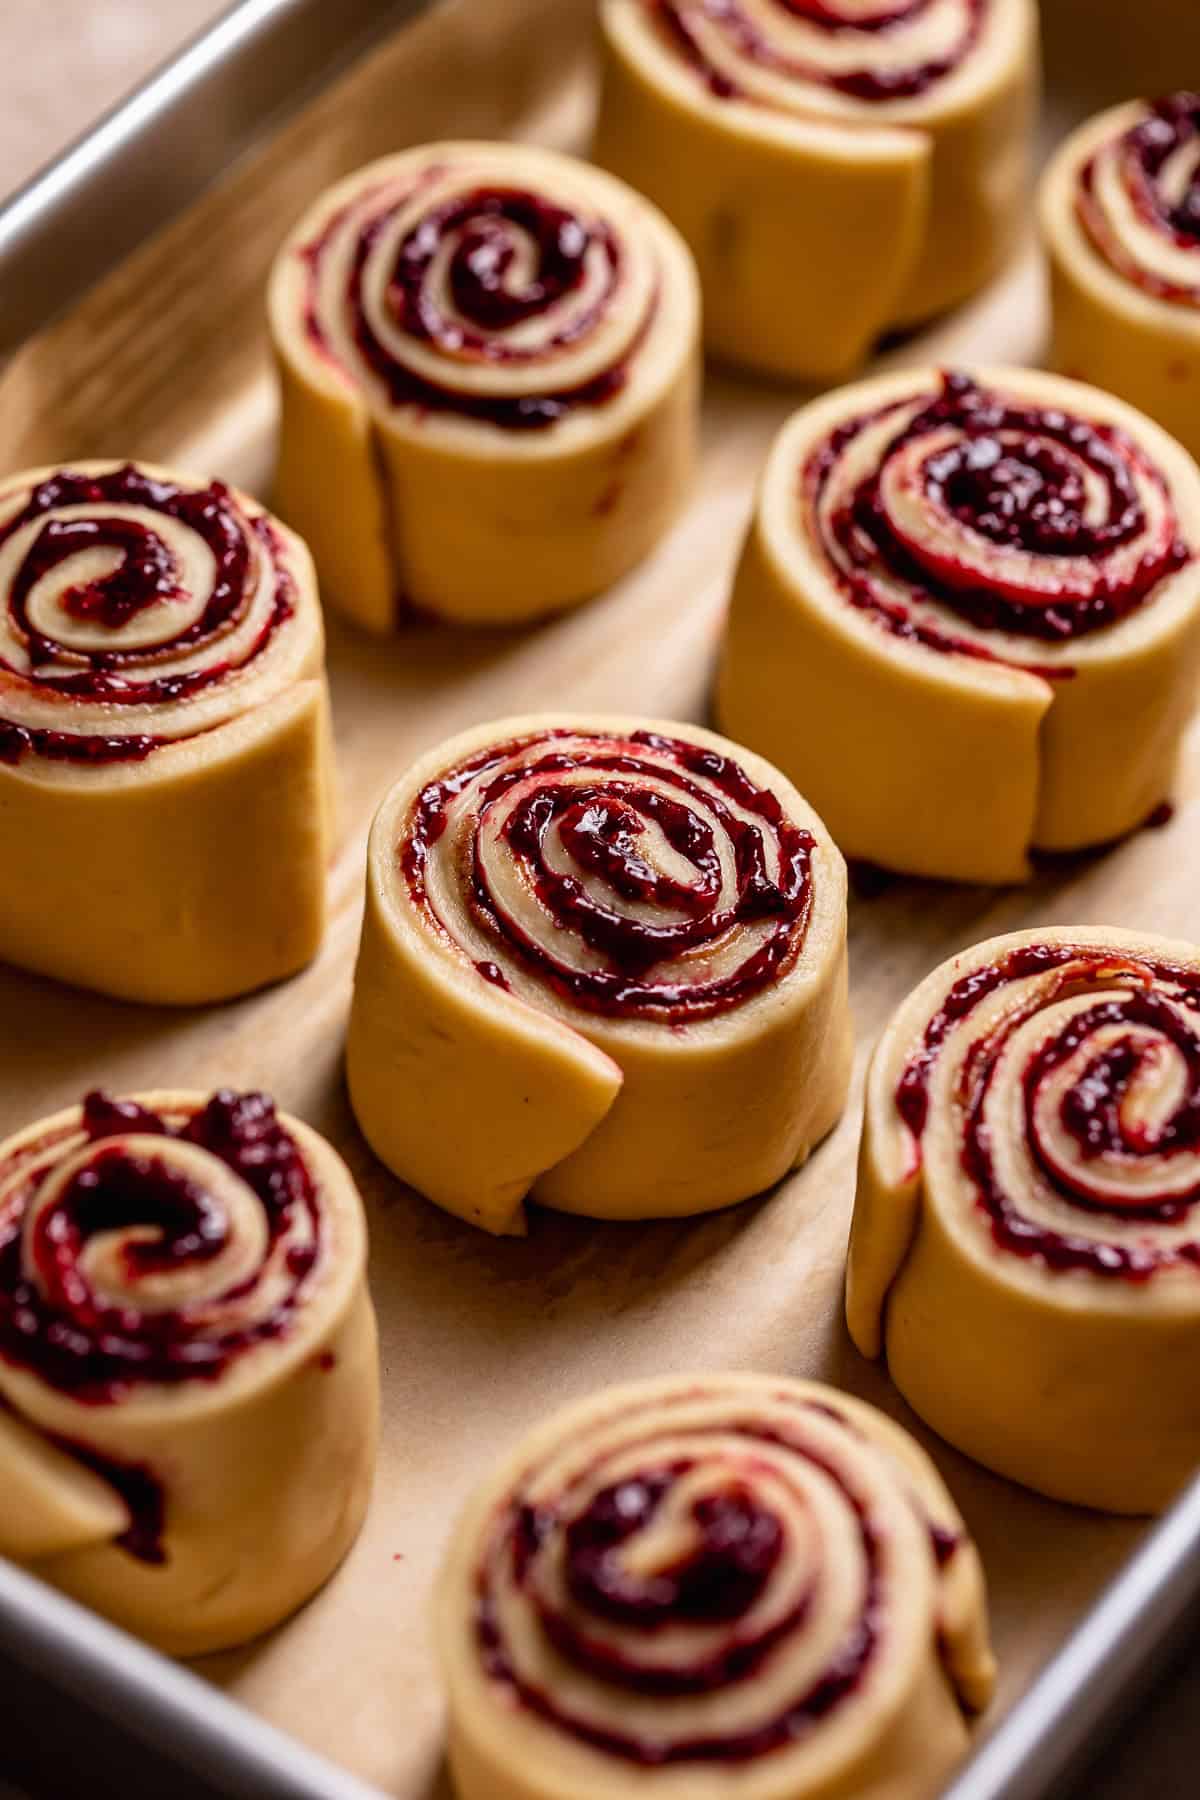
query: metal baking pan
[{"left": 1, "top": 2, "right": 1199, "bottom": 1795}]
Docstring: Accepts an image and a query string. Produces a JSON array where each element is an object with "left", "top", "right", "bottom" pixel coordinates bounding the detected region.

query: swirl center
[
  {"left": 0, "top": 465, "right": 297, "bottom": 768},
  {"left": 390, "top": 189, "right": 604, "bottom": 348},
  {"left": 27, "top": 1137, "right": 269, "bottom": 1318},
  {"left": 1022, "top": 994, "right": 1200, "bottom": 1215},
  {"left": 24, "top": 515, "right": 181, "bottom": 633},
  {"left": 406, "top": 729, "right": 816, "bottom": 1021},
  {"left": 809, "top": 372, "right": 1189, "bottom": 659},
  {"left": 472, "top": 1399, "right": 907, "bottom": 1764},
  {"left": 0, "top": 1090, "right": 321, "bottom": 1396},
  {"left": 297, "top": 151, "right": 662, "bottom": 434},
  {"left": 648, "top": 0, "right": 987, "bottom": 106},
  {"left": 1078, "top": 94, "right": 1200, "bottom": 308},
  {"left": 898, "top": 945, "right": 1200, "bottom": 1278},
  {"left": 563, "top": 1467, "right": 784, "bottom": 1627},
  {"left": 0, "top": 470, "right": 248, "bottom": 670}
]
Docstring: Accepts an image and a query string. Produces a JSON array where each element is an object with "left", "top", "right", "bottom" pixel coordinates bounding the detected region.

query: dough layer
[
  {"left": 0, "top": 461, "right": 333, "bottom": 1003},
  {"left": 347, "top": 714, "right": 852, "bottom": 1232},
  {"left": 0, "top": 1089, "right": 378, "bottom": 1654},
  {"left": 848, "top": 927, "right": 1200, "bottom": 1512},
  {"left": 595, "top": 0, "right": 1038, "bottom": 377},
  {"left": 435, "top": 1371, "right": 995, "bottom": 1800},
  {"left": 268, "top": 141, "right": 700, "bottom": 629},
  {"left": 1042, "top": 95, "right": 1200, "bottom": 463},
  {"left": 717, "top": 367, "right": 1200, "bottom": 882}
]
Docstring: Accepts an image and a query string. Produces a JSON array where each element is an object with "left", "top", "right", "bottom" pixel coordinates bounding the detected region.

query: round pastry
[
  {"left": 0, "top": 461, "right": 333, "bottom": 1004},
  {"left": 717, "top": 367, "right": 1200, "bottom": 884},
  {"left": 848, "top": 927, "right": 1200, "bottom": 1513},
  {"left": 594, "top": 0, "right": 1038, "bottom": 380},
  {"left": 1042, "top": 94, "right": 1200, "bottom": 463},
  {"left": 267, "top": 141, "right": 700, "bottom": 631},
  {"left": 347, "top": 715, "right": 852, "bottom": 1233},
  {"left": 435, "top": 1372, "right": 995, "bottom": 1800},
  {"left": 0, "top": 1087, "right": 378, "bottom": 1654}
]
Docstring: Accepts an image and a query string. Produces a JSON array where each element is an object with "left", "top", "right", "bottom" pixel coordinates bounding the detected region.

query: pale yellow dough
[
  {"left": 0, "top": 460, "right": 333, "bottom": 1004},
  {"left": 848, "top": 927, "right": 1200, "bottom": 1514},
  {"left": 1042, "top": 100, "right": 1200, "bottom": 463},
  {"left": 0, "top": 1091, "right": 378, "bottom": 1656},
  {"left": 435, "top": 1372, "right": 995, "bottom": 1800},
  {"left": 346, "top": 714, "right": 852, "bottom": 1233},
  {"left": 268, "top": 142, "right": 700, "bottom": 630},
  {"left": 716, "top": 367, "right": 1200, "bottom": 884},
  {"left": 594, "top": 0, "right": 1038, "bottom": 380}
]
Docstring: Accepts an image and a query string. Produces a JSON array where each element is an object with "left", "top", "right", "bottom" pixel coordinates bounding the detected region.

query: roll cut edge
[
  {"left": 1042, "top": 93, "right": 1200, "bottom": 463},
  {"left": 849, "top": 927, "right": 1200, "bottom": 1512},
  {"left": 595, "top": 0, "right": 1038, "bottom": 378},
  {"left": 0, "top": 1087, "right": 378, "bottom": 1654},
  {"left": 0, "top": 460, "right": 333, "bottom": 1003},
  {"left": 268, "top": 141, "right": 701, "bottom": 630},
  {"left": 717, "top": 366, "right": 1200, "bottom": 883},
  {"left": 347, "top": 714, "right": 852, "bottom": 1233}
]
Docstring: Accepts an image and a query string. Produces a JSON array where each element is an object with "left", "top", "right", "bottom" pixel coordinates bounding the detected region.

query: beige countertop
[
  {"left": 0, "top": 8, "right": 1192, "bottom": 1800},
  {"left": 0, "top": 0, "right": 222, "bottom": 194}
]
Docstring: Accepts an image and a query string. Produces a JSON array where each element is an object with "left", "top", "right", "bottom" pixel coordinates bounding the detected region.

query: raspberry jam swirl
[
  {"left": 0, "top": 464, "right": 300, "bottom": 766},
  {"left": 452, "top": 1377, "right": 990, "bottom": 1776},
  {"left": 298, "top": 148, "right": 661, "bottom": 431},
  {"left": 645, "top": 0, "right": 988, "bottom": 108},
  {"left": 804, "top": 371, "right": 1190, "bottom": 664},
  {"left": 1077, "top": 95, "right": 1200, "bottom": 309},
  {"left": 0, "top": 1090, "right": 323, "bottom": 1402},
  {"left": 402, "top": 728, "right": 815, "bottom": 1022},
  {"left": 895, "top": 942, "right": 1200, "bottom": 1280}
]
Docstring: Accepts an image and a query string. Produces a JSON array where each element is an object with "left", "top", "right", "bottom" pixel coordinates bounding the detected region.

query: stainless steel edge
[
  {"left": 0, "top": 1559, "right": 388, "bottom": 1800},
  {"left": 0, "top": 0, "right": 433, "bottom": 355},
  {"left": 944, "top": 1474, "right": 1200, "bottom": 1800}
]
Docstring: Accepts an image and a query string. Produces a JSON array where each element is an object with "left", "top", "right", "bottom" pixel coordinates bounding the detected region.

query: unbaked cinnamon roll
[
  {"left": 0, "top": 461, "right": 332, "bottom": 1003},
  {"left": 268, "top": 142, "right": 700, "bottom": 631},
  {"left": 849, "top": 928, "right": 1200, "bottom": 1513},
  {"left": 717, "top": 367, "right": 1200, "bottom": 883},
  {"left": 0, "top": 1088, "right": 377, "bottom": 1654},
  {"left": 347, "top": 716, "right": 852, "bottom": 1233},
  {"left": 435, "top": 1372, "right": 995, "bottom": 1800},
  {"left": 1042, "top": 94, "right": 1200, "bottom": 462},
  {"left": 594, "top": 0, "right": 1038, "bottom": 379}
]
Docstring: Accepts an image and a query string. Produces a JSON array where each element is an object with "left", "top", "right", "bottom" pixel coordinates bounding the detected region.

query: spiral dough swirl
[
  {"left": 0, "top": 1090, "right": 324, "bottom": 1398},
  {"left": 720, "top": 365, "right": 1200, "bottom": 883},
  {"left": 893, "top": 942, "right": 1200, "bottom": 1279},
  {"left": 349, "top": 715, "right": 849, "bottom": 1230},
  {"left": 403, "top": 727, "right": 815, "bottom": 1023},
  {"left": 645, "top": 0, "right": 988, "bottom": 109},
  {"left": 0, "top": 1089, "right": 376, "bottom": 1652},
  {"left": 1076, "top": 95, "right": 1200, "bottom": 311},
  {"left": 805, "top": 370, "right": 1188, "bottom": 662},
  {"left": 849, "top": 928, "right": 1200, "bottom": 1511},
  {"left": 299, "top": 149, "right": 662, "bottom": 431},
  {"left": 0, "top": 464, "right": 309, "bottom": 766},
  {"left": 436, "top": 1374, "right": 994, "bottom": 1797}
]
